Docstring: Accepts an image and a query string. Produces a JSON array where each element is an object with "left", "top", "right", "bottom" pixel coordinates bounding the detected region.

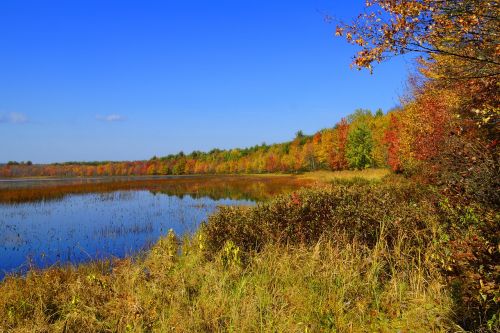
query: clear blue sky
[{"left": 0, "top": 1, "right": 413, "bottom": 163}]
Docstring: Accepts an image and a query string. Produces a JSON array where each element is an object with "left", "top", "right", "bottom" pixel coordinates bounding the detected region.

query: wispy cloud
[
  {"left": 96, "top": 114, "right": 126, "bottom": 122},
  {"left": 0, "top": 112, "right": 29, "bottom": 124}
]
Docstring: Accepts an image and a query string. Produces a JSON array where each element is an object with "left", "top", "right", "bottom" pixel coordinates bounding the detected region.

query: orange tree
[
  {"left": 335, "top": 0, "right": 499, "bottom": 76},
  {"left": 336, "top": 1, "right": 499, "bottom": 330}
]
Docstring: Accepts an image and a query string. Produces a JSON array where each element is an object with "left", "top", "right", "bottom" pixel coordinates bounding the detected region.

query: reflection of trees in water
[
  {"left": 151, "top": 184, "right": 299, "bottom": 201},
  {"left": 0, "top": 176, "right": 312, "bottom": 204}
]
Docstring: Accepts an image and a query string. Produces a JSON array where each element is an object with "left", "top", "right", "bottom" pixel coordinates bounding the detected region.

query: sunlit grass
[
  {"left": 0, "top": 235, "right": 452, "bottom": 332},
  {"left": 298, "top": 168, "right": 391, "bottom": 182},
  {"left": 0, "top": 181, "right": 456, "bottom": 332}
]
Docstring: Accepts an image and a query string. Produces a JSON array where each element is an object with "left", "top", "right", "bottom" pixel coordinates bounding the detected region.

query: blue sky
[{"left": 0, "top": 1, "right": 413, "bottom": 163}]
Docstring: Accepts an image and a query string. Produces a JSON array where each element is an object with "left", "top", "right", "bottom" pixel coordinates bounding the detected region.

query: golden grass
[
  {"left": 0, "top": 233, "right": 453, "bottom": 332},
  {"left": 298, "top": 168, "right": 391, "bottom": 183},
  {"left": 0, "top": 172, "right": 456, "bottom": 332}
]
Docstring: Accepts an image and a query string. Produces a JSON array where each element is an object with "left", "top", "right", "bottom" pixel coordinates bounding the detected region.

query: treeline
[
  {"left": 0, "top": 0, "right": 498, "bottom": 330},
  {"left": 1, "top": 78, "right": 497, "bottom": 198},
  {"left": 1, "top": 108, "right": 398, "bottom": 177}
]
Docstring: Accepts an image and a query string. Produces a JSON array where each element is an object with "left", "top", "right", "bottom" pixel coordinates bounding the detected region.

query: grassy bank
[
  {"left": 0, "top": 237, "right": 451, "bottom": 332},
  {"left": 296, "top": 168, "right": 390, "bottom": 183},
  {"left": 1, "top": 178, "right": 464, "bottom": 332}
]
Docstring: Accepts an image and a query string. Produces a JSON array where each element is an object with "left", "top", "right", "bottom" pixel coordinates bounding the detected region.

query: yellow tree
[
  {"left": 318, "top": 129, "right": 335, "bottom": 169},
  {"left": 335, "top": 0, "right": 499, "bottom": 76},
  {"left": 371, "top": 109, "right": 390, "bottom": 167}
]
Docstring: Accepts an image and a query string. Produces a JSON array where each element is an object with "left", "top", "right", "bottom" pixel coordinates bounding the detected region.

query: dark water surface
[{"left": 0, "top": 175, "right": 309, "bottom": 279}]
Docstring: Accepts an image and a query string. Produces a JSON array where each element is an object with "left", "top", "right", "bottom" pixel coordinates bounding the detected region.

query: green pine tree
[{"left": 346, "top": 123, "right": 374, "bottom": 169}]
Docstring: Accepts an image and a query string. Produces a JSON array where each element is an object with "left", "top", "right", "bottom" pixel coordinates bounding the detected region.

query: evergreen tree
[{"left": 346, "top": 123, "right": 373, "bottom": 169}]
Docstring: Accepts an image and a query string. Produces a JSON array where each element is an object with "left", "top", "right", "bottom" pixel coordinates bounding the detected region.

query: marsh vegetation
[
  {"left": 1, "top": 0, "right": 498, "bottom": 331},
  {"left": 0, "top": 175, "right": 312, "bottom": 279},
  {"left": 0, "top": 175, "right": 462, "bottom": 332}
]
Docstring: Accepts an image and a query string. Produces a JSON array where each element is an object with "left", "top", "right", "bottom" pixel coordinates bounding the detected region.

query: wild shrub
[
  {"left": 1, "top": 179, "right": 494, "bottom": 332},
  {"left": 436, "top": 199, "right": 500, "bottom": 331},
  {"left": 430, "top": 132, "right": 499, "bottom": 208},
  {"left": 202, "top": 182, "right": 438, "bottom": 256}
]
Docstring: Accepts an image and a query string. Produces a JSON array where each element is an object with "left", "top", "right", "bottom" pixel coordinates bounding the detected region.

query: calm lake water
[{"left": 0, "top": 176, "right": 309, "bottom": 279}]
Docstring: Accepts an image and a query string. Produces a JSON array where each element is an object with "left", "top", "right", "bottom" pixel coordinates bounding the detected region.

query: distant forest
[
  {"left": 2, "top": 107, "right": 415, "bottom": 177},
  {"left": 0, "top": 101, "right": 456, "bottom": 177}
]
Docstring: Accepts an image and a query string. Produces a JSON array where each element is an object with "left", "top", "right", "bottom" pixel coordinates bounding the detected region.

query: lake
[{"left": 0, "top": 175, "right": 310, "bottom": 279}]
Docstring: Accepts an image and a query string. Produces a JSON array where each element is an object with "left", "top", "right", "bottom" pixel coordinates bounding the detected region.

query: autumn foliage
[
  {"left": 0, "top": 0, "right": 498, "bottom": 330},
  {"left": 1, "top": 111, "right": 392, "bottom": 177},
  {"left": 335, "top": 1, "right": 499, "bottom": 331}
]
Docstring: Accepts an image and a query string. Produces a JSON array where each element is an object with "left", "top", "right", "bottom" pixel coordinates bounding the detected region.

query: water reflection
[
  {"left": 0, "top": 175, "right": 310, "bottom": 204},
  {"left": 0, "top": 176, "right": 310, "bottom": 279},
  {"left": 0, "top": 190, "right": 252, "bottom": 279}
]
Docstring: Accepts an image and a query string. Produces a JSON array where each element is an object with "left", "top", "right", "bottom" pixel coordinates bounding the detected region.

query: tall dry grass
[
  {"left": 0, "top": 237, "right": 453, "bottom": 332},
  {"left": 0, "top": 180, "right": 457, "bottom": 332}
]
